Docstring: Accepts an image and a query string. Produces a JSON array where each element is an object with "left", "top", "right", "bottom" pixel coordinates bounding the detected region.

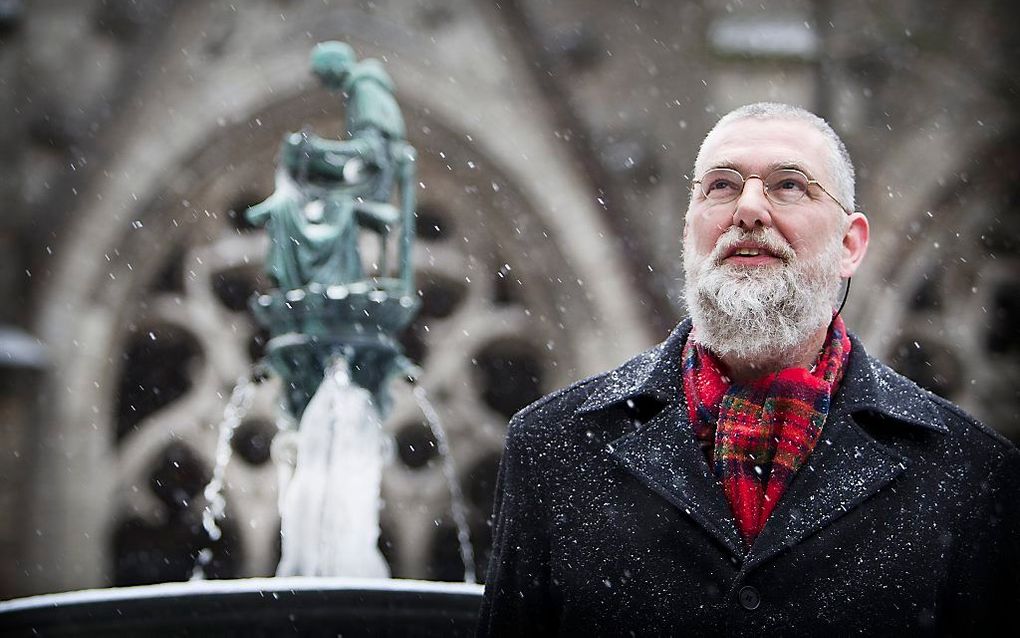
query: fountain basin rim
[{"left": 0, "top": 577, "right": 484, "bottom": 612}]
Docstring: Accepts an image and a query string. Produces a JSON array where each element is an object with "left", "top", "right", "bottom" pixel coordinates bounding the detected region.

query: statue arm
[
  {"left": 353, "top": 201, "right": 400, "bottom": 233},
  {"left": 313, "top": 136, "right": 377, "bottom": 158},
  {"left": 246, "top": 190, "right": 285, "bottom": 226},
  {"left": 286, "top": 136, "right": 382, "bottom": 184}
]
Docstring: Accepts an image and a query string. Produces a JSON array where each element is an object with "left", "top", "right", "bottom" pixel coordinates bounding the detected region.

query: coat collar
[
  {"left": 579, "top": 318, "right": 947, "bottom": 562},
  {"left": 576, "top": 319, "right": 689, "bottom": 415},
  {"left": 578, "top": 318, "right": 948, "bottom": 435}
]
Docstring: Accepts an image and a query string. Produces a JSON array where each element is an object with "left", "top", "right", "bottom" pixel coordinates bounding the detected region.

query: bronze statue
[
  {"left": 247, "top": 41, "right": 414, "bottom": 294},
  {"left": 246, "top": 42, "right": 420, "bottom": 418}
]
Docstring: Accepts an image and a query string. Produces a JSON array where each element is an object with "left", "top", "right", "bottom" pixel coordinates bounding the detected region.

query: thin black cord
[{"left": 836, "top": 277, "right": 852, "bottom": 316}]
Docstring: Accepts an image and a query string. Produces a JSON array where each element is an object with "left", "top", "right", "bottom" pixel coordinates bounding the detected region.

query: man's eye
[
  {"left": 707, "top": 179, "right": 738, "bottom": 192},
  {"left": 775, "top": 179, "right": 801, "bottom": 190}
]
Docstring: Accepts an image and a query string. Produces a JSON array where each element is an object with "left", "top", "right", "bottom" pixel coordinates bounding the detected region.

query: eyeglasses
[{"left": 692, "top": 167, "right": 850, "bottom": 214}]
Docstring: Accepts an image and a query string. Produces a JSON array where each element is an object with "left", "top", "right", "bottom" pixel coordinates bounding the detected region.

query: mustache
[{"left": 709, "top": 227, "right": 796, "bottom": 265}]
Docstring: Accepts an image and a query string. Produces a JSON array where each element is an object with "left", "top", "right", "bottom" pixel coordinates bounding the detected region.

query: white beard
[{"left": 683, "top": 226, "right": 844, "bottom": 367}]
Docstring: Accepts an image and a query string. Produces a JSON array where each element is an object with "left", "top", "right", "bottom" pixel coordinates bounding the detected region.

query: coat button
[{"left": 738, "top": 586, "right": 761, "bottom": 610}]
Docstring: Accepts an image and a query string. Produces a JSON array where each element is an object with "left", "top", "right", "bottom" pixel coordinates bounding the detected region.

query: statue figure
[
  {"left": 245, "top": 41, "right": 420, "bottom": 419},
  {"left": 247, "top": 41, "right": 415, "bottom": 295}
]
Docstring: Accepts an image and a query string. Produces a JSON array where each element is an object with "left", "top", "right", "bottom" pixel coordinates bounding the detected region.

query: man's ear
[{"left": 840, "top": 212, "right": 869, "bottom": 278}]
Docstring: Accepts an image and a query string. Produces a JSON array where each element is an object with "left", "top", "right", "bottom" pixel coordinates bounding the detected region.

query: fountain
[{"left": 0, "top": 42, "right": 482, "bottom": 636}]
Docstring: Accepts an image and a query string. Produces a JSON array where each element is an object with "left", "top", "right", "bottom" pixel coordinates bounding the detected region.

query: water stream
[
  {"left": 411, "top": 385, "right": 477, "bottom": 584},
  {"left": 191, "top": 374, "right": 258, "bottom": 581}
]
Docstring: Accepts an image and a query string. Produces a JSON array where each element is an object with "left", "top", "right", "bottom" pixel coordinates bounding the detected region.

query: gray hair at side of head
[{"left": 693, "top": 102, "right": 856, "bottom": 213}]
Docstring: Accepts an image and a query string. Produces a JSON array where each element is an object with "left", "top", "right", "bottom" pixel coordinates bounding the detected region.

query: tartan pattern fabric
[{"left": 681, "top": 316, "right": 851, "bottom": 546}]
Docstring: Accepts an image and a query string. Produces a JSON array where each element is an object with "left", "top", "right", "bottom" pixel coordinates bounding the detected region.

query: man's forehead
[
  {"left": 697, "top": 118, "right": 830, "bottom": 174},
  {"left": 708, "top": 158, "right": 814, "bottom": 174}
]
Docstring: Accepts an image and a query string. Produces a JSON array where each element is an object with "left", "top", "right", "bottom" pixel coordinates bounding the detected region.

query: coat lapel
[
  {"left": 609, "top": 403, "right": 745, "bottom": 557},
  {"left": 577, "top": 320, "right": 745, "bottom": 557},
  {"left": 741, "top": 409, "right": 907, "bottom": 571},
  {"left": 740, "top": 334, "right": 946, "bottom": 572}
]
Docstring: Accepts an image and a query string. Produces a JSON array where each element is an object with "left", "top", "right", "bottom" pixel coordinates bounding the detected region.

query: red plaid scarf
[{"left": 681, "top": 316, "right": 851, "bottom": 546}]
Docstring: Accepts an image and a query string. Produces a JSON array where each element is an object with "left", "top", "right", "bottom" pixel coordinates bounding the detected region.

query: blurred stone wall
[{"left": 1, "top": 0, "right": 1017, "bottom": 598}]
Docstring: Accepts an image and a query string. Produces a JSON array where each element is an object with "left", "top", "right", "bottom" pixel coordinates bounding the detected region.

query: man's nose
[{"left": 731, "top": 176, "right": 773, "bottom": 229}]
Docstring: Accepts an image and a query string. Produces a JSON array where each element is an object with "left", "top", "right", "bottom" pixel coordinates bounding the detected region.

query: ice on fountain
[{"left": 276, "top": 358, "right": 390, "bottom": 578}]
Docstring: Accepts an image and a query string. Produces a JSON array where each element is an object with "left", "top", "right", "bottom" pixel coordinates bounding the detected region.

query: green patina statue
[{"left": 247, "top": 41, "right": 420, "bottom": 418}]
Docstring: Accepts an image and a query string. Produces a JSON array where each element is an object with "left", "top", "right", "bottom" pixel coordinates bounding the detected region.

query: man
[{"left": 478, "top": 103, "right": 1019, "bottom": 636}]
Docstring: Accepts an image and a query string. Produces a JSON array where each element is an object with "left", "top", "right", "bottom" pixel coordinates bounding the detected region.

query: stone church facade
[{"left": 1, "top": 0, "right": 1017, "bottom": 598}]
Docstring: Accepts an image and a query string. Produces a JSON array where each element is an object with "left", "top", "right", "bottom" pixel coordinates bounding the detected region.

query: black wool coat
[{"left": 477, "top": 320, "right": 1020, "bottom": 637}]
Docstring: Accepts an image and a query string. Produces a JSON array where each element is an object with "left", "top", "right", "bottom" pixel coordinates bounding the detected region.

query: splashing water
[
  {"left": 276, "top": 358, "right": 390, "bottom": 577},
  {"left": 191, "top": 375, "right": 257, "bottom": 581},
  {"left": 412, "top": 384, "right": 477, "bottom": 584}
]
